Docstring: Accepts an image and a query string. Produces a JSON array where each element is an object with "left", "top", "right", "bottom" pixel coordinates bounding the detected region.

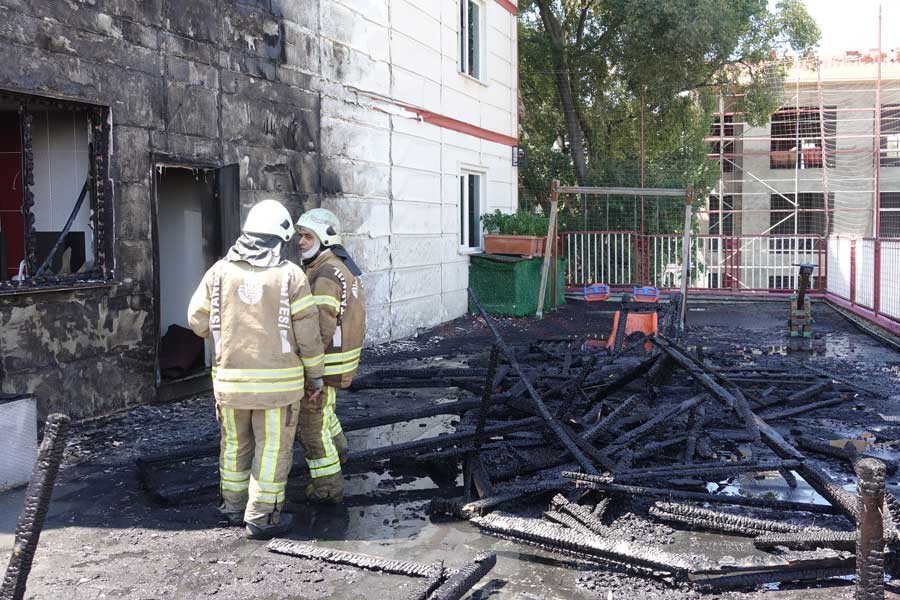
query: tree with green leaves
[{"left": 519, "top": 0, "right": 820, "bottom": 203}]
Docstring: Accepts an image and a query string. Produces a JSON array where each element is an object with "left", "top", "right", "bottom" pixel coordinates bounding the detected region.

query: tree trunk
[{"left": 535, "top": 2, "right": 590, "bottom": 186}]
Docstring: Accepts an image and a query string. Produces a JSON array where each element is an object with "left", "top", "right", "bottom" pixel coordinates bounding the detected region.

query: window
[
  {"left": 881, "top": 192, "right": 900, "bottom": 238},
  {"left": 0, "top": 91, "right": 110, "bottom": 288},
  {"left": 769, "top": 107, "right": 836, "bottom": 169},
  {"left": 881, "top": 104, "right": 900, "bottom": 167},
  {"left": 459, "top": 172, "right": 482, "bottom": 250},
  {"left": 709, "top": 194, "right": 734, "bottom": 236},
  {"left": 459, "top": 0, "right": 484, "bottom": 80},
  {"left": 709, "top": 116, "right": 735, "bottom": 173},
  {"left": 769, "top": 192, "right": 832, "bottom": 252}
]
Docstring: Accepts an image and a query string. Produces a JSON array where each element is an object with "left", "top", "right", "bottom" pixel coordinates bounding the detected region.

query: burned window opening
[{"left": 0, "top": 91, "right": 111, "bottom": 291}]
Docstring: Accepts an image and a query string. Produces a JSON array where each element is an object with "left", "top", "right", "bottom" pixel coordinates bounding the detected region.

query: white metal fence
[
  {"left": 881, "top": 241, "right": 900, "bottom": 321},
  {"left": 856, "top": 239, "right": 875, "bottom": 310},
  {"left": 822, "top": 236, "right": 900, "bottom": 326},
  {"left": 564, "top": 233, "right": 824, "bottom": 291},
  {"left": 827, "top": 238, "right": 852, "bottom": 300},
  {"left": 559, "top": 227, "right": 900, "bottom": 331},
  {"left": 562, "top": 232, "right": 635, "bottom": 286}
]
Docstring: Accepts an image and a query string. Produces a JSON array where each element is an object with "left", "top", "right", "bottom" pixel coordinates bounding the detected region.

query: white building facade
[{"left": 316, "top": 0, "right": 520, "bottom": 342}]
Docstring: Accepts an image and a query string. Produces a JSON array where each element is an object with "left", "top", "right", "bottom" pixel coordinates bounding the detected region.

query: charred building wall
[
  {"left": 0, "top": 0, "right": 520, "bottom": 419},
  {"left": 0, "top": 0, "right": 324, "bottom": 419}
]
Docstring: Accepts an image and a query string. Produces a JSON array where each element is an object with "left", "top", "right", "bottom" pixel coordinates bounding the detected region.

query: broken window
[
  {"left": 881, "top": 104, "right": 900, "bottom": 168},
  {"left": 460, "top": 0, "right": 484, "bottom": 80},
  {"left": 459, "top": 171, "right": 482, "bottom": 250},
  {"left": 881, "top": 192, "right": 900, "bottom": 238},
  {"left": 769, "top": 107, "right": 836, "bottom": 170},
  {"left": 0, "top": 92, "right": 110, "bottom": 288}
]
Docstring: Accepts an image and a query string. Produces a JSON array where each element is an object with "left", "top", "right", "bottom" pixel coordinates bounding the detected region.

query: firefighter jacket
[
  {"left": 304, "top": 250, "right": 366, "bottom": 388},
  {"left": 187, "top": 260, "right": 325, "bottom": 409}
]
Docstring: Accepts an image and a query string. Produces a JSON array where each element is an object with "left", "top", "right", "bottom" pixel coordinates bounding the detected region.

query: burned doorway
[{"left": 153, "top": 162, "right": 239, "bottom": 398}]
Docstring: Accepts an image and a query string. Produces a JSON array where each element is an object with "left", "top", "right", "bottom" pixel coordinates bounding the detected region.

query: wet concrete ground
[{"left": 3, "top": 299, "right": 900, "bottom": 599}]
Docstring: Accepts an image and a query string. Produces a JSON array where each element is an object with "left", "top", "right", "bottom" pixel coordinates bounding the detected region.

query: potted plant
[{"left": 481, "top": 209, "right": 550, "bottom": 257}]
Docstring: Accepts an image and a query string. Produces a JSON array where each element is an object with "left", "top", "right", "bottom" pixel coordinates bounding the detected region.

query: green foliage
[
  {"left": 481, "top": 209, "right": 550, "bottom": 237},
  {"left": 518, "top": 0, "right": 821, "bottom": 216}
]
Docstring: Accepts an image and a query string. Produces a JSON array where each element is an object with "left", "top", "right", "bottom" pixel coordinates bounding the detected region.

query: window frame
[
  {"left": 459, "top": 0, "right": 487, "bottom": 82},
  {"left": 769, "top": 106, "right": 835, "bottom": 170},
  {"left": 709, "top": 115, "right": 735, "bottom": 173},
  {"left": 880, "top": 191, "right": 900, "bottom": 238},
  {"left": 0, "top": 90, "right": 112, "bottom": 292},
  {"left": 768, "top": 192, "right": 832, "bottom": 253},
  {"left": 459, "top": 167, "right": 485, "bottom": 253},
  {"left": 708, "top": 194, "right": 734, "bottom": 237},
  {"left": 881, "top": 104, "right": 900, "bottom": 168}
]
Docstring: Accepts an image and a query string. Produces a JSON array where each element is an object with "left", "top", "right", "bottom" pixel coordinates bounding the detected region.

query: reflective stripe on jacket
[
  {"left": 188, "top": 259, "right": 325, "bottom": 408},
  {"left": 304, "top": 250, "right": 366, "bottom": 388}
]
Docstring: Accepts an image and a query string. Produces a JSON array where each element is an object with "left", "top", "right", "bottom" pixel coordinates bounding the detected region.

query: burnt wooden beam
[
  {"left": 467, "top": 288, "right": 599, "bottom": 475},
  {"left": 563, "top": 480, "right": 842, "bottom": 515}
]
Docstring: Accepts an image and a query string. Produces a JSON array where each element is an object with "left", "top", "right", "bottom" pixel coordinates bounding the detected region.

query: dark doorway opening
[{"left": 153, "top": 162, "right": 240, "bottom": 401}]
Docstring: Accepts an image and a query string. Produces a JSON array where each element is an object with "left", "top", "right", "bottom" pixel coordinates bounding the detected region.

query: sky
[{"left": 771, "top": 0, "right": 900, "bottom": 54}]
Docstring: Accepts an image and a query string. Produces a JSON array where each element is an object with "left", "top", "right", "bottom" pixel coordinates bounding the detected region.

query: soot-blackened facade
[{"left": 0, "top": 1, "right": 325, "bottom": 418}]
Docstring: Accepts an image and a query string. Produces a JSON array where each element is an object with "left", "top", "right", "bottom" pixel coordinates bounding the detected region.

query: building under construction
[{"left": 553, "top": 51, "right": 900, "bottom": 339}]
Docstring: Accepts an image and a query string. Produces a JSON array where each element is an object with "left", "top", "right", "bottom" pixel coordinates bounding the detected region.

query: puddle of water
[
  {"left": 345, "top": 414, "right": 458, "bottom": 452},
  {"left": 712, "top": 470, "right": 831, "bottom": 506}
]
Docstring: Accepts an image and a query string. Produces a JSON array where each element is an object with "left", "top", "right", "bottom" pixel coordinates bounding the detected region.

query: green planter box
[{"left": 469, "top": 254, "right": 567, "bottom": 317}]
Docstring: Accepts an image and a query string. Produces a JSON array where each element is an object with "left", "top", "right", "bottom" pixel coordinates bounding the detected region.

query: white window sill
[
  {"left": 458, "top": 71, "right": 488, "bottom": 87},
  {"left": 459, "top": 247, "right": 484, "bottom": 256}
]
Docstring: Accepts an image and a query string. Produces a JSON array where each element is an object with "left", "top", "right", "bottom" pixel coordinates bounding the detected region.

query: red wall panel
[{"left": 0, "top": 112, "right": 23, "bottom": 279}]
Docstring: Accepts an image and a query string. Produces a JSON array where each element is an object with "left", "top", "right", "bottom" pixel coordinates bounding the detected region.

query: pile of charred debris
[{"left": 134, "top": 290, "right": 900, "bottom": 596}]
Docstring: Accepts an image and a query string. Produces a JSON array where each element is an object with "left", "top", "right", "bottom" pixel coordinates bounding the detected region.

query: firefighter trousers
[
  {"left": 298, "top": 385, "right": 345, "bottom": 497},
  {"left": 218, "top": 403, "right": 297, "bottom": 526}
]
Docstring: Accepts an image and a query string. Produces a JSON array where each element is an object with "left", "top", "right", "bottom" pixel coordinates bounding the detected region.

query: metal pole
[
  {"left": 679, "top": 188, "right": 694, "bottom": 330},
  {"left": 794, "top": 75, "right": 800, "bottom": 236},
  {"left": 817, "top": 60, "right": 830, "bottom": 237},
  {"left": 874, "top": 5, "right": 883, "bottom": 314},
  {"left": 536, "top": 180, "right": 559, "bottom": 319},
  {"left": 854, "top": 457, "right": 886, "bottom": 600},
  {"left": 640, "top": 90, "right": 646, "bottom": 284}
]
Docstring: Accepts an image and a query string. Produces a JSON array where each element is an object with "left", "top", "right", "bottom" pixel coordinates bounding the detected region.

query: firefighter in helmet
[
  {"left": 295, "top": 208, "right": 366, "bottom": 504},
  {"left": 188, "top": 199, "right": 325, "bottom": 539}
]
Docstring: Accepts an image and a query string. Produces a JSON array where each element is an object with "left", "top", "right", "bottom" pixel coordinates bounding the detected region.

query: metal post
[
  {"left": 537, "top": 180, "right": 559, "bottom": 319},
  {"left": 874, "top": 6, "right": 883, "bottom": 314},
  {"left": 854, "top": 457, "right": 886, "bottom": 600},
  {"left": 794, "top": 75, "right": 800, "bottom": 236},
  {"left": 817, "top": 60, "right": 830, "bottom": 237},
  {"left": 679, "top": 188, "right": 694, "bottom": 330},
  {"left": 640, "top": 90, "right": 646, "bottom": 283}
]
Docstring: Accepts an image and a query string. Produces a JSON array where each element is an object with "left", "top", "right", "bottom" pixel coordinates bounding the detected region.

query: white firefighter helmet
[
  {"left": 242, "top": 199, "right": 294, "bottom": 242},
  {"left": 295, "top": 208, "right": 342, "bottom": 247}
]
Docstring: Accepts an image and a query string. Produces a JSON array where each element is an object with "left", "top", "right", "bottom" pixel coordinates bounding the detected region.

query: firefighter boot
[
  {"left": 217, "top": 503, "right": 245, "bottom": 526},
  {"left": 245, "top": 513, "right": 294, "bottom": 540},
  {"left": 305, "top": 472, "right": 344, "bottom": 505}
]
